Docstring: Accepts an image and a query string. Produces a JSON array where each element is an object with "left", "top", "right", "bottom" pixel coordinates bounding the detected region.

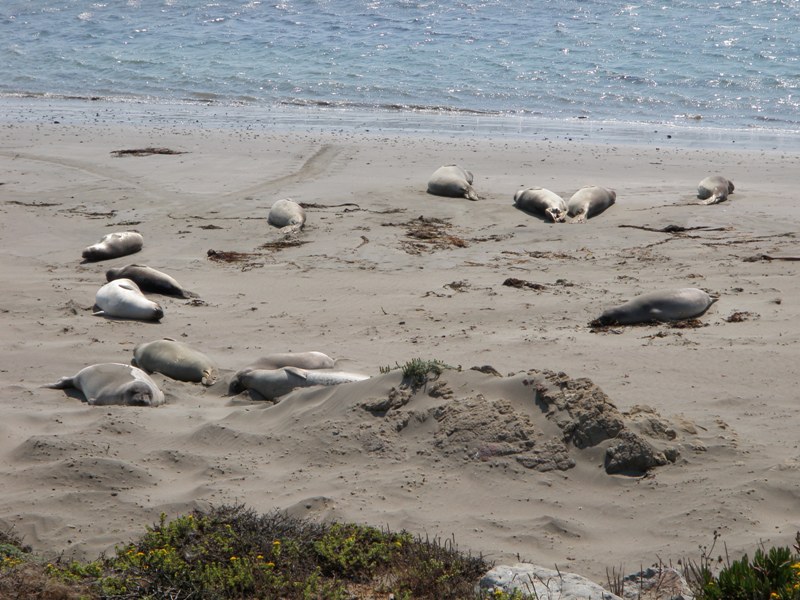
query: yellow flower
[
  {"left": 272, "top": 540, "right": 281, "bottom": 546},
  {"left": 230, "top": 556, "right": 238, "bottom": 561},
  {"left": 266, "top": 562, "right": 275, "bottom": 568},
  {"left": 256, "top": 555, "right": 264, "bottom": 560},
  {"left": 770, "top": 593, "right": 779, "bottom": 599}
]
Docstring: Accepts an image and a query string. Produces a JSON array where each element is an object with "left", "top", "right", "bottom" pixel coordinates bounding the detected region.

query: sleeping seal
[
  {"left": 82, "top": 231, "right": 143, "bottom": 262},
  {"left": 427, "top": 165, "right": 479, "bottom": 201},
  {"left": 240, "top": 351, "right": 336, "bottom": 372},
  {"left": 513, "top": 188, "right": 567, "bottom": 223},
  {"left": 45, "top": 363, "right": 165, "bottom": 406},
  {"left": 106, "top": 264, "right": 197, "bottom": 299},
  {"left": 268, "top": 198, "right": 306, "bottom": 233},
  {"left": 229, "top": 366, "right": 370, "bottom": 400},
  {"left": 593, "top": 288, "right": 718, "bottom": 326},
  {"left": 133, "top": 339, "right": 218, "bottom": 385},
  {"left": 567, "top": 186, "right": 616, "bottom": 222},
  {"left": 94, "top": 278, "right": 164, "bottom": 321},
  {"left": 697, "top": 175, "right": 734, "bottom": 205}
]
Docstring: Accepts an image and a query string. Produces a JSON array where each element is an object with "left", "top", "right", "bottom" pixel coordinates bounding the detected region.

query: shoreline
[
  {"left": 2, "top": 95, "right": 800, "bottom": 152},
  {"left": 1, "top": 118, "right": 799, "bottom": 583}
]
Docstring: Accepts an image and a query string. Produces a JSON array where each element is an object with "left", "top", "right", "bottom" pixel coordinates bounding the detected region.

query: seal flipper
[
  {"left": 570, "top": 211, "right": 588, "bottom": 224},
  {"left": 43, "top": 376, "right": 75, "bottom": 390},
  {"left": 283, "top": 367, "right": 309, "bottom": 381}
]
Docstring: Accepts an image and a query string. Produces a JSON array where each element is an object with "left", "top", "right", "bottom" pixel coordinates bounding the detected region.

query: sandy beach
[{"left": 1, "top": 118, "right": 799, "bottom": 585}]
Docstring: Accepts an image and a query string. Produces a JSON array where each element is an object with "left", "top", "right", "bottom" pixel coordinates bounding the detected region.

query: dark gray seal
[
  {"left": 427, "top": 165, "right": 479, "bottom": 201},
  {"left": 133, "top": 339, "right": 218, "bottom": 385},
  {"left": 229, "top": 367, "right": 370, "bottom": 401},
  {"left": 106, "top": 264, "right": 197, "bottom": 299},
  {"left": 45, "top": 363, "right": 165, "bottom": 406},
  {"left": 593, "top": 288, "right": 718, "bottom": 326},
  {"left": 513, "top": 187, "right": 567, "bottom": 223},
  {"left": 82, "top": 231, "right": 143, "bottom": 262},
  {"left": 229, "top": 351, "right": 336, "bottom": 394},
  {"left": 697, "top": 175, "right": 734, "bottom": 205},
  {"left": 567, "top": 186, "right": 616, "bottom": 223}
]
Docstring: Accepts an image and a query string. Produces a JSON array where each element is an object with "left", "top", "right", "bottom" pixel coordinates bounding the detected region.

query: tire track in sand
[{"left": 225, "top": 144, "right": 342, "bottom": 200}]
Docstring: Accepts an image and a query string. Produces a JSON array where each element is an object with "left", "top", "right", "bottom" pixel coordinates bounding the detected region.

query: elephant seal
[
  {"left": 94, "top": 279, "right": 164, "bottom": 321},
  {"left": 513, "top": 187, "right": 567, "bottom": 223},
  {"left": 45, "top": 363, "right": 165, "bottom": 406},
  {"left": 427, "top": 165, "right": 479, "bottom": 201},
  {"left": 82, "top": 231, "right": 143, "bottom": 262},
  {"left": 593, "top": 288, "right": 718, "bottom": 326},
  {"left": 242, "top": 351, "right": 336, "bottom": 372},
  {"left": 106, "top": 264, "right": 197, "bottom": 299},
  {"left": 133, "top": 339, "right": 218, "bottom": 385},
  {"left": 229, "top": 366, "right": 370, "bottom": 400},
  {"left": 268, "top": 198, "right": 306, "bottom": 233},
  {"left": 697, "top": 175, "right": 734, "bottom": 205},
  {"left": 567, "top": 186, "right": 616, "bottom": 222}
]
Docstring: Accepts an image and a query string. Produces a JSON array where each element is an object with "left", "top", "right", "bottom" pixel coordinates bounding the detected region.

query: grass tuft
[{"left": 380, "top": 358, "right": 457, "bottom": 390}]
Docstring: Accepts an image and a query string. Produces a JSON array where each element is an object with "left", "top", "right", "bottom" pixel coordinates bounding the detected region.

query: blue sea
[{"left": 1, "top": 1, "right": 799, "bottom": 146}]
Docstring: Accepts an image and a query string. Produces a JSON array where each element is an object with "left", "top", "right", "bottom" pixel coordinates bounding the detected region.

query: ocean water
[{"left": 1, "top": 0, "right": 799, "bottom": 140}]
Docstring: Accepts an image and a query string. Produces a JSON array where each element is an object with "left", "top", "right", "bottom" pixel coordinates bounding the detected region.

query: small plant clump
[
  {"left": 0, "top": 505, "right": 491, "bottom": 599},
  {"left": 380, "top": 358, "right": 457, "bottom": 390}
]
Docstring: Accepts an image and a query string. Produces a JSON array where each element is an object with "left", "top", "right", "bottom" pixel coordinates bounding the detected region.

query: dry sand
[{"left": 1, "top": 120, "right": 799, "bottom": 584}]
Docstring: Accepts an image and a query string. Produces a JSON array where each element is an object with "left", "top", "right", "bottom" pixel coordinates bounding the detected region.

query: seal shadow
[
  {"left": 91, "top": 309, "right": 163, "bottom": 323},
  {"left": 513, "top": 205, "right": 562, "bottom": 224},
  {"left": 46, "top": 387, "right": 87, "bottom": 404}
]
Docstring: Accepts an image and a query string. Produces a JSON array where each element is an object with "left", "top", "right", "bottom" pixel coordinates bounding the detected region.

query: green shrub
[{"left": 693, "top": 537, "right": 800, "bottom": 600}]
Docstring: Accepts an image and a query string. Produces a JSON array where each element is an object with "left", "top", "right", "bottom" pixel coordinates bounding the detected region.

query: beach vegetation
[
  {"left": 0, "top": 504, "right": 490, "bottom": 599},
  {"left": 380, "top": 357, "right": 457, "bottom": 389},
  {"left": 5, "top": 506, "right": 800, "bottom": 599},
  {"left": 688, "top": 531, "right": 800, "bottom": 600}
]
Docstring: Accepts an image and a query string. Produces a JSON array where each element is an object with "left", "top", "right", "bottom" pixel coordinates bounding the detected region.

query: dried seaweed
[{"left": 111, "top": 147, "right": 187, "bottom": 157}]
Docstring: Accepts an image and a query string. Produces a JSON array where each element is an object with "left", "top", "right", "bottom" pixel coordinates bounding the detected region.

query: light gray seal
[
  {"left": 268, "top": 198, "right": 306, "bottom": 233},
  {"left": 44, "top": 363, "right": 165, "bottom": 406},
  {"left": 513, "top": 187, "right": 567, "bottom": 223},
  {"left": 427, "top": 165, "right": 479, "bottom": 201},
  {"left": 697, "top": 175, "right": 734, "bottom": 205},
  {"left": 229, "top": 367, "right": 370, "bottom": 400},
  {"left": 133, "top": 339, "right": 218, "bottom": 385},
  {"left": 241, "top": 351, "right": 336, "bottom": 372},
  {"left": 593, "top": 288, "right": 718, "bottom": 326},
  {"left": 82, "top": 231, "right": 143, "bottom": 262},
  {"left": 106, "top": 264, "right": 197, "bottom": 299},
  {"left": 94, "top": 278, "right": 164, "bottom": 321},
  {"left": 567, "top": 186, "right": 616, "bottom": 222}
]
